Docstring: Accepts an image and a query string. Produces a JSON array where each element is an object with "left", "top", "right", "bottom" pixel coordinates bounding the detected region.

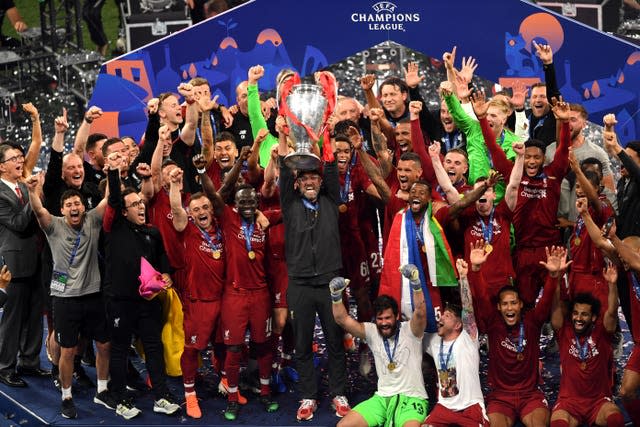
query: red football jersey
[
  {"left": 178, "top": 221, "right": 224, "bottom": 301},
  {"left": 148, "top": 190, "right": 190, "bottom": 270}
]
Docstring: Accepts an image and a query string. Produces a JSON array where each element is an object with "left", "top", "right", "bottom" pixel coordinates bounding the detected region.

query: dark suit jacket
[
  {"left": 0, "top": 181, "right": 38, "bottom": 279},
  {"left": 0, "top": 289, "right": 6, "bottom": 308}
]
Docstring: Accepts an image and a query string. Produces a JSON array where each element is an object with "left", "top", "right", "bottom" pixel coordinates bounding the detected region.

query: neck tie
[{"left": 14, "top": 185, "right": 23, "bottom": 204}]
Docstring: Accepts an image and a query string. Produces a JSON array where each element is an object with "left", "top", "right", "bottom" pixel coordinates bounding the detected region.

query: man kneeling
[{"left": 331, "top": 264, "right": 428, "bottom": 427}]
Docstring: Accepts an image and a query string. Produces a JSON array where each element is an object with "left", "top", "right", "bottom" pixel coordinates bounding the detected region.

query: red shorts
[
  {"left": 627, "top": 345, "right": 640, "bottom": 374},
  {"left": 514, "top": 246, "right": 549, "bottom": 307},
  {"left": 182, "top": 300, "right": 220, "bottom": 351},
  {"left": 341, "top": 235, "right": 371, "bottom": 292},
  {"left": 552, "top": 396, "right": 612, "bottom": 425},
  {"left": 221, "top": 287, "right": 272, "bottom": 345},
  {"left": 487, "top": 388, "right": 548, "bottom": 421},
  {"left": 266, "top": 257, "right": 288, "bottom": 308},
  {"left": 426, "top": 402, "right": 489, "bottom": 427}
]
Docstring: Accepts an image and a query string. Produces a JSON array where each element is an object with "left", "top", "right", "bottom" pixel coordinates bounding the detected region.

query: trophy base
[{"left": 284, "top": 152, "right": 321, "bottom": 171}]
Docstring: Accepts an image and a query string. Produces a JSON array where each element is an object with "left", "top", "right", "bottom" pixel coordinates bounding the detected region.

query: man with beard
[
  {"left": 436, "top": 100, "right": 466, "bottom": 153},
  {"left": 278, "top": 128, "right": 350, "bottom": 421},
  {"left": 379, "top": 178, "right": 494, "bottom": 331},
  {"left": 523, "top": 42, "right": 562, "bottom": 147},
  {"left": 469, "top": 244, "right": 568, "bottom": 427},
  {"left": 169, "top": 169, "right": 225, "bottom": 419},
  {"left": 479, "top": 96, "right": 572, "bottom": 307},
  {"left": 423, "top": 255, "right": 487, "bottom": 427},
  {"left": 218, "top": 184, "right": 278, "bottom": 421},
  {"left": 545, "top": 104, "right": 614, "bottom": 192},
  {"left": 331, "top": 266, "right": 428, "bottom": 427},
  {"left": 26, "top": 175, "right": 111, "bottom": 419},
  {"left": 550, "top": 266, "right": 624, "bottom": 427}
]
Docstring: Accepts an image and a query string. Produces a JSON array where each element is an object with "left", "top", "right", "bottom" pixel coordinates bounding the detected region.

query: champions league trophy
[{"left": 282, "top": 83, "right": 328, "bottom": 170}]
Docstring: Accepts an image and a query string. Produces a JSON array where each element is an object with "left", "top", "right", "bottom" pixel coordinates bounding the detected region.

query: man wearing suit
[
  {"left": 0, "top": 265, "right": 10, "bottom": 308},
  {"left": 0, "top": 143, "right": 47, "bottom": 387}
]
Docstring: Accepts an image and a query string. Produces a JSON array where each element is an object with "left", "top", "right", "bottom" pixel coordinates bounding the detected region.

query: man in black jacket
[
  {"left": 103, "top": 154, "right": 179, "bottom": 420},
  {"left": 278, "top": 124, "right": 350, "bottom": 422}
]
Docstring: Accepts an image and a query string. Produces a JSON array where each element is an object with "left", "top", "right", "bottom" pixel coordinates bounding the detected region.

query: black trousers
[
  {"left": 83, "top": 0, "right": 108, "bottom": 47},
  {"left": 0, "top": 275, "right": 44, "bottom": 372},
  {"left": 287, "top": 281, "right": 346, "bottom": 400},
  {"left": 107, "top": 297, "right": 168, "bottom": 401}
]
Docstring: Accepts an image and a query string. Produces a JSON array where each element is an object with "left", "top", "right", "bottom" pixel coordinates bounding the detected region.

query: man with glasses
[
  {"left": 102, "top": 151, "right": 180, "bottom": 419},
  {"left": 0, "top": 143, "right": 46, "bottom": 388}
]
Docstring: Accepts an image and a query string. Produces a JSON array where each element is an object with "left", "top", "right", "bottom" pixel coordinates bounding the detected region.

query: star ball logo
[{"left": 351, "top": 1, "right": 421, "bottom": 32}]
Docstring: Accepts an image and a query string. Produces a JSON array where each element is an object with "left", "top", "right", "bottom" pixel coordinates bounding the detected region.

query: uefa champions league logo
[{"left": 350, "top": 1, "right": 420, "bottom": 32}]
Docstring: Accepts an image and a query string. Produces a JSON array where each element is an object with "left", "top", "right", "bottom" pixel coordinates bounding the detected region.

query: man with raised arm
[
  {"left": 469, "top": 243, "right": 568, "bottom": 427},
  {"left": 168, "top": 164, "right": 225, "bottom": 419},
  {"left": 278, "top": 114, "right": 350, "bottom": 421},
  {"left": 550, "top": 264, "right": 624, "bottom": 426},
  {"left": 332, "top": 265, "right": 428, "bottom": 427},
  {"left": 26, "top": 171, "right": 111, "bottom": 419},
  {"left": 423, "top": 256, "right": 487, "bottom": 426}
]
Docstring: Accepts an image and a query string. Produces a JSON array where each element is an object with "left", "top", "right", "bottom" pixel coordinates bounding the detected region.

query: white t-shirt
[
  {"left": 425, "top": 330, "right": 484, "bottom": 411},
  {"left": 364, "top": 321, "right": 427, "bottom": 399}
]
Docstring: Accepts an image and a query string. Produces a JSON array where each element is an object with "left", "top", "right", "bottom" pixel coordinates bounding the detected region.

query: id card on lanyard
[{"left": 51, "top": 229, "right": 82, "bottom": 293}]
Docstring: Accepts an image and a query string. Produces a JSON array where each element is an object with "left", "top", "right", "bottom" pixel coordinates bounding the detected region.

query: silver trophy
[{"left": 283, "top": 84, "right": 327, "bottom": 170}]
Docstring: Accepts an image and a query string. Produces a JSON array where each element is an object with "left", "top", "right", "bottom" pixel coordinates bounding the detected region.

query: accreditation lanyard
[
  {"left": 67, "top": 229, "right": 83, "bottom": 270},
  {"left": 479, "top": 207, "right": 495, "bottom": 244}
]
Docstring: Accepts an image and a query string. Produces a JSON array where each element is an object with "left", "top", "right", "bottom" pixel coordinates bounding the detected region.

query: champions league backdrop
[{"left": 89, "top": 0, "right": 640, "bottom": 144}]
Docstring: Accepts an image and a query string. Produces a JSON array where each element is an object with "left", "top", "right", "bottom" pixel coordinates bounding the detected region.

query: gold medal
[
  {"left": 516, "top": 353, "right": 524, "bottom": 361},
  {"left": 580, "top": 361, "right": 587, "bottom": 371},
  {"left": 484, "top": 244, "right": 493, "bottom": 254},
  {"left": 422, "top": 245, "right": 427, "bottom": 253},
  {"left": 248, "top": 250, "right": 256, "bottom": 260},
  {"left": 387, "top": 362, "right": 396, "bottom": 371},
  {"left": 574, "top": 237, "right": 581, "bottom": 246},
  {"left": 212, "top": 250, "right": 221, "bottom": 260},
  {"left": 339, "top": 204, "right": 348, "bottom": 213}
]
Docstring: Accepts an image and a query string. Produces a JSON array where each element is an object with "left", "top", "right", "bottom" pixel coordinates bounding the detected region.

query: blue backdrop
[{"left": 90, "top": 0, "right": 640, "bottom": 144}]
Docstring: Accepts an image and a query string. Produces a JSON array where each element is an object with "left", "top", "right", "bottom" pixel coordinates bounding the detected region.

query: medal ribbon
[
  {"left": 506, "top": 322, "right": 525, "bottom": 356},
  {"left": 197, "top": 224, "right": 222, "bottom": 253},
  {"left": 383, "top": 323, "right": 401, "bottom": 365},
  {"left": 479, "top": 207, "right": 495, "bottom": 244},
  {"left": 415, "top": 216, "right": 425, "bottom": 248},
  {"left": 439, "top": 338, "right": 456, "bottom": 370},
  {"left": 302, "top": 198, "right": 319, "bottom": 211},
  {"left": 241, "top": 219, "right": 255, "bottom": 254},
  {"left": 573, "top": 215, "right": 585, "bottom": 244},
  {"left": 339, "top": 155, "right": 355, "bottom": 204},
  {"left": 573, "top": 331, "right": 590, "bottom": 362}
]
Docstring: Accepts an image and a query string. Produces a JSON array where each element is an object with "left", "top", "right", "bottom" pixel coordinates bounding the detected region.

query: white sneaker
[
  {"left": 296, "top": 399, "right": 317, "bottom": 421},
  {"left": 153, "top": 396, "right": 180, "bottom": 415},
  {"left": 116, "top": 401, "right": 141, "bottom": 420}
]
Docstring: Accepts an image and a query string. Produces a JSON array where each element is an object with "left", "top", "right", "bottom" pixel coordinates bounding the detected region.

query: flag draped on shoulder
[{"left": 379, "top": 205, "right": 457, "bottom": 332}]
